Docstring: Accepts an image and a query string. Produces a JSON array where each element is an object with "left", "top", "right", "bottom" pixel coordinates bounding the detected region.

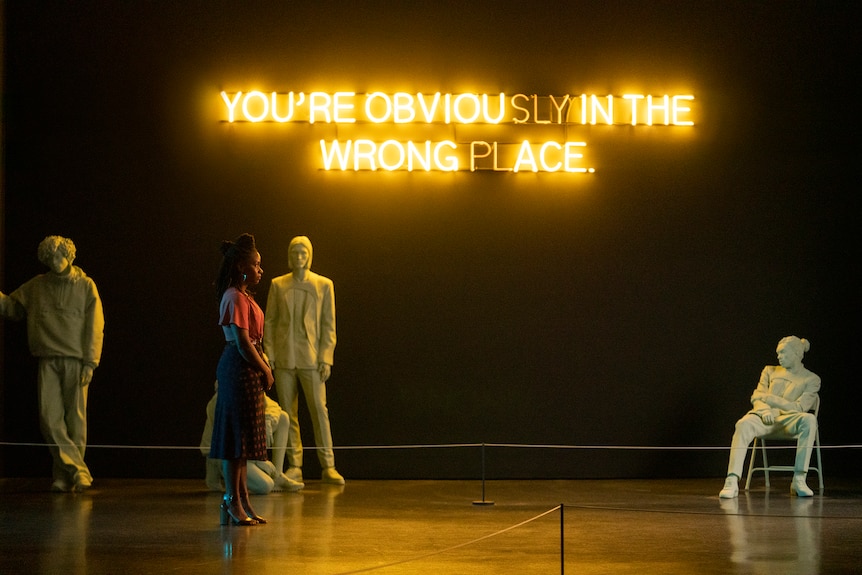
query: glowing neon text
[{"left": 221, "top": 91, "right": 694, "bottom": 126}]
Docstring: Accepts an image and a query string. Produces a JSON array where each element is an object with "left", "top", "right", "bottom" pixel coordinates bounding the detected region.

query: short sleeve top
[{"left": 219, "top": 287, "right": 264, "bottom": 342}]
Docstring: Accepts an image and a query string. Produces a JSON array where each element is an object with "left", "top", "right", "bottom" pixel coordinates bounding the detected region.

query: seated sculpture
[
  {"left": 200, "top": 382, "right": 304, "bottom": 494},
  {"left": 719, "top": 336, "right": 820, "bottom": 498}
]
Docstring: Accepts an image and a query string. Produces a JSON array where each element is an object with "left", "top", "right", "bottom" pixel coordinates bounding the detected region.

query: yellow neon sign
[
  {"left": 221, "top": 91, "right": 694, "bottom": 126},
  {"left": 218, "top": 90, "right": 695, "bottom": 173},
  {"left": 317, "top": 139, "right": 593, "bottom": 173}
]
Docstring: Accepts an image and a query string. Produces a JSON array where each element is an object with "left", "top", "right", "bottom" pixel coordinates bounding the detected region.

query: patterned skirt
[{"left": 209, "top": 343, "right": 267, "bottom": 460}]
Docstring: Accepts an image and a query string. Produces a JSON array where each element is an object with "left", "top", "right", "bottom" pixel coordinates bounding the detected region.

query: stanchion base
[{"left": 472, "top": 500, "right": 495, "bottom": 506}]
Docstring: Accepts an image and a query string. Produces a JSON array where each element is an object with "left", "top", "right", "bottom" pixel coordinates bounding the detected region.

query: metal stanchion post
[
  {"left": 472, "top": 443, "right": 495, "bottom": 506},
  {"left": 560, "top": 503, "right": 565, "bottom": 575}
]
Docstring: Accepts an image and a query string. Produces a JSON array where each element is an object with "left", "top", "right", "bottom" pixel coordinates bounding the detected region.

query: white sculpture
[
  {"left": 719, "top": 336, "right": 821, "bottom": 498},
  {"left": 211, "top": 233, "right": 274, "bottom": 526},
  {"left": 264, "top": 236, "right": 344, "bottom": 485},
  {"left": 0, "top": 236, "right": 104, "bottom": 492},
  {"left": 200, "top": 382, "right": 305, "bottom": 494}
]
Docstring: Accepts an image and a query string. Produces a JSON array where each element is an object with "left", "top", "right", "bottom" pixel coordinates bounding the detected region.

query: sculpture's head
[
  {"left": 777, "top": 336, "right": 809, "bottom": 368},
  {"left": 37, "top": 235, "right": 76, "bottom": 274},
  {"left": 289, "top": 236, "right": 313, "bottom": 271}
]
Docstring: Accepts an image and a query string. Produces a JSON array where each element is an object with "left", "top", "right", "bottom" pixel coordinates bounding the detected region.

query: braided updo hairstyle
[{"left": 215, "top": 233, "right": 258, "bottom": 301}]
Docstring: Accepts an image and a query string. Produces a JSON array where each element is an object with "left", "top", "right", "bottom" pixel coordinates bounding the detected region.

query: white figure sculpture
[
  {"left": 0, "top": 236, "right": 105, "bottom": 492},
  {"left": 264, "top": 236, "right": 344, "bottom": 485},
  {"left": 200, "top": 382, "right": 304, "bottom": 494},
  {"left": 719, "top": 336, "right": 821, "bottom": 498}
]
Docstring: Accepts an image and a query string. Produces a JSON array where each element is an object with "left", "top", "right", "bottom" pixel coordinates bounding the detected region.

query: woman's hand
[
  {"left": 229, "top": 324, "right": 274, "bottom": 388},
  {"left": 263, "top": 368, "right": 275, "bottom": 391}
]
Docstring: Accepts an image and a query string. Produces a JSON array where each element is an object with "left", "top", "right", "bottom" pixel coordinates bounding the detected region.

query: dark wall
[{"left": 2, "top": 2, "right": 858, "bottom": 480}]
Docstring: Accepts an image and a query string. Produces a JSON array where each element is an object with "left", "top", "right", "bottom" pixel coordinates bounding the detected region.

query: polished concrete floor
[{"left": 1, "top": 476, "right": 860, "bottom": 575}]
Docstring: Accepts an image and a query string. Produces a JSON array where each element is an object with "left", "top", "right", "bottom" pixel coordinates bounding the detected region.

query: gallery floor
[{"left": 1, "top": 476, "right": 860, "bottom": 575}]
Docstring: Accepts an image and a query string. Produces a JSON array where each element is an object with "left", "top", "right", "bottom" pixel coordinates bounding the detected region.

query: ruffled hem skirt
[{"left": 209, "top": 344, "right": 267, "bottom": 460}]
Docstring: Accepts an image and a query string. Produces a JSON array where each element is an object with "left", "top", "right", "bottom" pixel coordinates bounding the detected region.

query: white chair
[{"left": 745, "top": 394, "right": 823, "bottom": 492}]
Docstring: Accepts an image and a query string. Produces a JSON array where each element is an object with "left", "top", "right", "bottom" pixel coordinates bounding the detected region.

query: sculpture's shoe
[
  {"left": 71, "top": 472, "right": 92, "bottom": 493},
  {"left": 72, "top": 480, "right": 91, "bottom": 493},
  {"left": 51, "top": 479, "right": 70, "bottom": 493},
  {"left": 792, "top": 475, "right": 814, "bottom": 497},
  {"left": 719, "top": 475, "right": 739, "bottom": 499},
  {"left": 322, "top": 467, "right": 346, "bottom": 485},
  {"left": 274, "top": 474, "right": 304, "bottom": 492},
  {"left": 285, "top": 467, "right": 304, "bottom": 483}
]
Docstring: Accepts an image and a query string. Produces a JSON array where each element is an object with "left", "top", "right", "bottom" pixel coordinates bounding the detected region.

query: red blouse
[{"left": 219, "top": 287, "right": 264, "bottom": 342}]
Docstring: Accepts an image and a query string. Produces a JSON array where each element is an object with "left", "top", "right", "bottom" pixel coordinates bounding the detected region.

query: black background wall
[{"left": 2, "top": 2, "right": 858, "bottom": 480}]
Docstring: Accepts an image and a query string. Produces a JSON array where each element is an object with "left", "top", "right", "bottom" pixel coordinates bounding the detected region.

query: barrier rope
[{"left": 1, "top": 441, "right": 860, "bottom": 450}]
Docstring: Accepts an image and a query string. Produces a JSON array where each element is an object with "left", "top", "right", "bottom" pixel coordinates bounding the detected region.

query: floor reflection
[
  {"left": 218, "top": 482, "right": 345, "bottom": 571},
  {"left": 41, "top": 495, "right": 92, "bottom": 575},
  {"left": 2, "top": 478, "right": 857, "bottom": 575},
  {"left": 721, "top": 493, "right": 821, "bottom": 575}
]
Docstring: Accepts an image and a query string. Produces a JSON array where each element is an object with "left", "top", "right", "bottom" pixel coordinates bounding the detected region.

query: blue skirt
[{"left": 209, "top": 344, "right": 267, "bottom": 460}]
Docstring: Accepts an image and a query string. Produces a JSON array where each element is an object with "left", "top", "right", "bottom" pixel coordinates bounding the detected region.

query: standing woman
[{"left": 211, "top": 233, "right": 273, "bottom": 526}]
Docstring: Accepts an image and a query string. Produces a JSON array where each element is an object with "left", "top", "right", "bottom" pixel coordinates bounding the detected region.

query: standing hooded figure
[
  {"left": 0, "top": 235, "right": 104, "bottom": 492},
  {"left": 264, "top": 236, "right": 343, "bottom": 484}
]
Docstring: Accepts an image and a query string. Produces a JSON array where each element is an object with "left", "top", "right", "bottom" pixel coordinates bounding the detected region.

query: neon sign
[{"left": 219, "top": 91, "right": 695, "bottom": 173}]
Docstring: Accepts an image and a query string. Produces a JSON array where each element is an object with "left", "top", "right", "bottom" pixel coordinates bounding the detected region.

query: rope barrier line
[
  {"left": 556, "top": 503, "right": 862, "bottom": 521},
  {"left": 0, "top": 441, "right": 203, "bottom": 450},
  {"left": 1, "top": 441, "right": 860, "bottom": 450},
  {"left": 332, "top": 505, "right": 562, "bottom": 575},
  {"left": 478, "top": 443, "right": 862, "bottom": 451}
]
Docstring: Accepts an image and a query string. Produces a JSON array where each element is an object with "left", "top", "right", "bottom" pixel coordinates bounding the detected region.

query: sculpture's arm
[
  {"left": 761, "top": 394, "right": 795, "bottom": 411},
  {"left": 263, "top": 283, "right": 279, "bottom": 362},
  {"left": 795, "top": 378, "right": 821, "bottom": 413},
  {"left": 0, "top": 291, "right": 26, "bottom": 321},
  {"left": 748, "top": 366, "right": 779, "bottom": 423},
  {"left": 83, "top": 279, "right": 105, "bottom": 373},
  {"left": 749, "top": 367, "right": 773, "bottom": 412},
  {"left": 318, "top": 281, "right": 336, "bottom": 364},
  {"left": 759, "top": 375, "right": 821, "bottom": 413}
]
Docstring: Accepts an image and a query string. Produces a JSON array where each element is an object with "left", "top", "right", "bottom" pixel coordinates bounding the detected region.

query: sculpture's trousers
[
  {"left": 37, "top": 357, "right": 92, "bottom": 485},
  {"left": 274, "top": 368, "right": 335, "bottom": 470},
  {"left": 727, "top": 412, "right": 817, "bottom": 478}
]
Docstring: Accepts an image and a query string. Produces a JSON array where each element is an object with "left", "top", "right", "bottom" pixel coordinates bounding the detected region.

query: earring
[{"left": 242, "top": 273, "right": 247, "bottom": 282}]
